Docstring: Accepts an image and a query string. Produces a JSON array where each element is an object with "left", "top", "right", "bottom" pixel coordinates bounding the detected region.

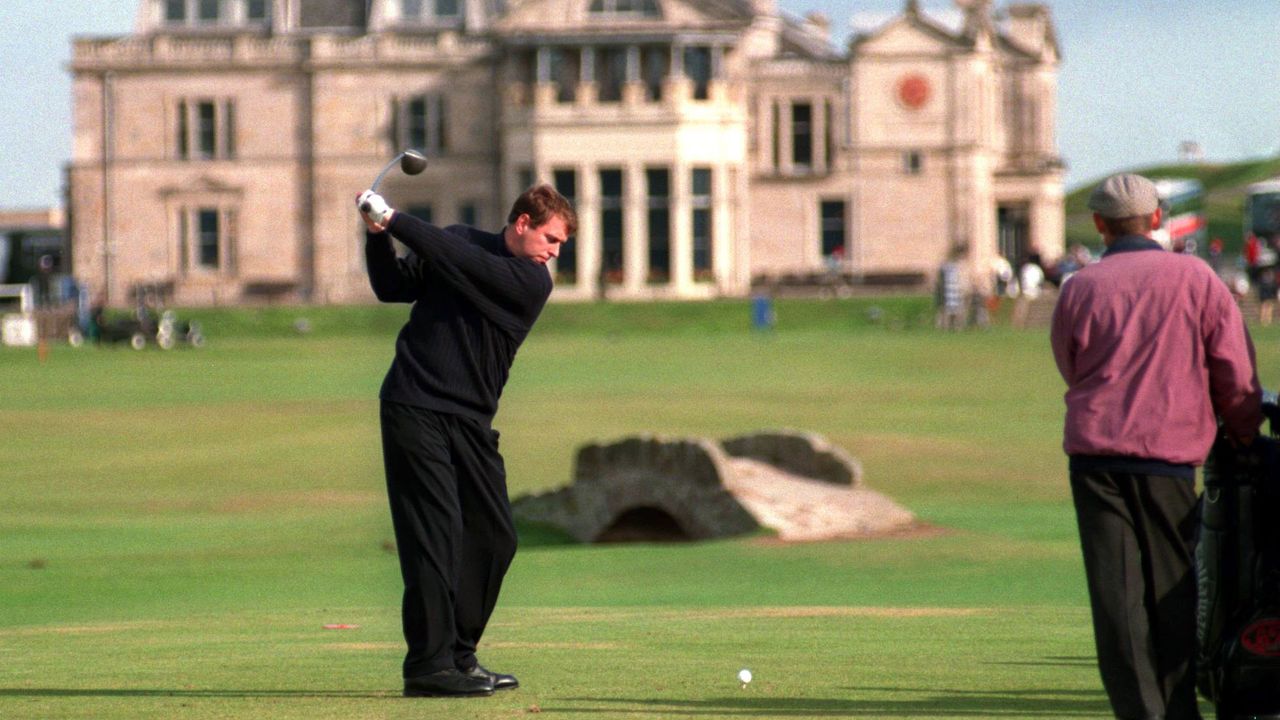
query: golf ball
[{"left": 737, "top": 669, "right": 752, "bottom": 684}]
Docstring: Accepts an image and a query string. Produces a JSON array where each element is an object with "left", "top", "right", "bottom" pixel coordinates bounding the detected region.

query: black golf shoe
[
  {"left": 461, "top": 664, "right": 519, "bottom": 691},
  {"left": 403, "top": 668, "right": 494, "bottom": 698}
]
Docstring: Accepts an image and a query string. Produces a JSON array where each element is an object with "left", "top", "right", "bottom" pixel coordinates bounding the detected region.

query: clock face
[{"left": 897, "top": 74, "right": 931, "bottom": 110}]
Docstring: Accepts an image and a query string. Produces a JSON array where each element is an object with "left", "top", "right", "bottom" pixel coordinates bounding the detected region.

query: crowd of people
[
  {"left": 933, "top": 242, "right": 1100, "bottom": 330},
  {"left": 935, "top": 228, "right": 1280, "bottom": 331}
]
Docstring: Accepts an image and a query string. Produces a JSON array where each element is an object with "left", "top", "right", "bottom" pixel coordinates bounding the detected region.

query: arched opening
[{"left": 594, "top": 506, "right": 691, "bottom": 543}]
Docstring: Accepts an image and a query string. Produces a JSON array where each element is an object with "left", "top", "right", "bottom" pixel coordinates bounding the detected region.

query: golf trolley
[
  {"left": 74, "top": 298, "right": 204, "bottom": 350},
  {"left": 1197, "top": 392, "right": 1280, "bottom": 720}
]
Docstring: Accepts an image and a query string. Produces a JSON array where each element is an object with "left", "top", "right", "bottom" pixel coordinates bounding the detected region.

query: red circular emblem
[
  {"left": 897, "top": 74, "right": 931, "bottom": 110},
  {"left": 1241, "top": 619, "right": 1280, "bottom": 657}
]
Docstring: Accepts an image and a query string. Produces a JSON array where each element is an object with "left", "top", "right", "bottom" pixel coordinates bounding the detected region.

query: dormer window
[
  {"left": 588, "top": 0, "right": 659, "bottom": 17},
  {"left": 402, "top": 0, "right": 462, "bottom": 24},
  {"left": 165, "top": 0, "right": 220, "bottom": 24},
  {"left": 162, "top": 0, "right": 270, "bottom": 26}
]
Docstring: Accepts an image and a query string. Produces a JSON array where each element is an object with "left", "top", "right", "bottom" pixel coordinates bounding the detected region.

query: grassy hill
[{"left": 1064, "top": 155, "right": 1280, "bottom": 254}]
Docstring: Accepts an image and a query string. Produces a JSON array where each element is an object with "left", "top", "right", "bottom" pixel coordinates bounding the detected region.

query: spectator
[{"left": 1051, "top": 173, "right": 1262, "bottom": 720}]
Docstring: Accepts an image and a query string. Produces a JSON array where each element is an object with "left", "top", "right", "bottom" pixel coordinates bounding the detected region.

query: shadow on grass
[
  {"left": 516, "top": 520, "right": 578, "bottom": 548},
  {"left": 0, "top": 688, "right": 389, "bottom": 699},
  {"left": 551, "top": 686, "right": 1112, "bottom": 717}
]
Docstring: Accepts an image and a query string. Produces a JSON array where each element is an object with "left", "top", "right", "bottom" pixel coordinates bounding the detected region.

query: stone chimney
[
  {"left": 803, "top": 11, "right": 830, "bottom": 43},
  {"left": 752, "top": 0, "right": 777, "bottom": 16},
  {"left": 1005, "top": 4, "right": 1055, "bottom": 58}
]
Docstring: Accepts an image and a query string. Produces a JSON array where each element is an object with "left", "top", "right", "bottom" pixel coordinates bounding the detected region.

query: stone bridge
[{"left": 513, "top": 431, "right": 915, "bottom": 543}]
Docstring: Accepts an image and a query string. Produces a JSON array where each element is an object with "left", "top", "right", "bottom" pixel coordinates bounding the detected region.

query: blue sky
[{"left": 2, "top": 1, "right": 1278, "bottom": 209}]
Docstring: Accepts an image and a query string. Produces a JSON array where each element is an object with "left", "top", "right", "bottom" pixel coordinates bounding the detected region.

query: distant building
[
  {"left": 68, "top": 0, "right": 1062, "bottom": 306},
  {"left": 0, "top": 208, "right": 66, "bottom": 286}
]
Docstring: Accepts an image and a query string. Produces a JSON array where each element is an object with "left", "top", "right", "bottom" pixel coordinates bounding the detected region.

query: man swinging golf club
[{"left": 356, "top": 177, "right": 575, "bottom": 698}]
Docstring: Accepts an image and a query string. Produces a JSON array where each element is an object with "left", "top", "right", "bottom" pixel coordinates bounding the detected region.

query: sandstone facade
[{"left": 68, "top": 0, "right": 1062, "bottom": 306}]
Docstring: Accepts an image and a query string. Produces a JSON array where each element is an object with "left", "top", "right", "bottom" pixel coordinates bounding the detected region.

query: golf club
[{"left": 361, "top": 149, "right": 428, "bottom": 212}]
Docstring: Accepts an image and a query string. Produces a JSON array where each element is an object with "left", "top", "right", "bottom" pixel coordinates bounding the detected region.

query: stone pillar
[
  {"left": 578, "top": 46, "right": 597, "bottom": 106},
  {"left": 624, "top": 162, "right": 647, "bottom": 292},
  {"left": 623, "top": 45, "right": 644, "bottom": 105},
  {"left": 712, "top": 163, "right": 734, "bottom": 292},
  {"left": 671, "top": 162, "right": 693, "bottom": 292},
  {"left": 778, "top": 98, "right": 793, "bottom": 175},
  {"left": 577, "top": 163, "right": 601, "bottom": 298}
]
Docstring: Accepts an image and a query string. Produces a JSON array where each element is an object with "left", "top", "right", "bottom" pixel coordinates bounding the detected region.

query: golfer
[
  {"left": 356, "top": 184, "right": 575, "bottom": 698},
  {"left": 1051, "top": 173, "right": 1261, "bottom": 720}
]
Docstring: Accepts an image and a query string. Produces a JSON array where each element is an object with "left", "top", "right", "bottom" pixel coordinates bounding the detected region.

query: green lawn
[{"left": 2, "top": 298, "right": 1274, "bottom": 719}]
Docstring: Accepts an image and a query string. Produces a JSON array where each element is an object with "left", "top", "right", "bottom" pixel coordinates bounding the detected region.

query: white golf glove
[{"left": 357, "top": 190, "right": 395, "bottom": 226}]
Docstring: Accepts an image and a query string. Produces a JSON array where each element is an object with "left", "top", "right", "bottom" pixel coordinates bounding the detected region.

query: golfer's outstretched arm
[
  {"left": 365, "top": 230, "right": 425, "bottom": 303},
  {"left": 385, "top": 213, "right": 551, "bottom": 329}
]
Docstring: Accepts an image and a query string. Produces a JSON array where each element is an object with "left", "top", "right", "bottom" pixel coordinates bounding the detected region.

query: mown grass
[{"left": 3, "top": 298, "right": 1275, "bottom": 719}]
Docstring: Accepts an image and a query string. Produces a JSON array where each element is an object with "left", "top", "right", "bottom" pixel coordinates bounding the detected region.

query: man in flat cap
[{"left": 1051, "top": 173, "right": 1262, "bottom": 720}]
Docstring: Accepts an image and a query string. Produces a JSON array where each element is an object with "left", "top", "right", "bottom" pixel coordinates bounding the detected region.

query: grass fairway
[{"left": 3, "top": 298, "right": 1276, "bottom": 719}]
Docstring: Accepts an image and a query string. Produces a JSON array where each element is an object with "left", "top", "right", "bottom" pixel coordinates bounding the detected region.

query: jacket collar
[{"left": 1103, "top": 235, "right": 1163, "bottom": 258}]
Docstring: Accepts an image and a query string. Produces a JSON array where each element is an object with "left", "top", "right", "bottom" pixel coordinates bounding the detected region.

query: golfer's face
[{"left": 514, "top": 214, "right": 570, "bottom": 264}]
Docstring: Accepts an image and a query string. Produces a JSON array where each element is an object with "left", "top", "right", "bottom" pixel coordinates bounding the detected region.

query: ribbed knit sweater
[{"left": 365, "top": 212, "right": 552, "bottom": 425}]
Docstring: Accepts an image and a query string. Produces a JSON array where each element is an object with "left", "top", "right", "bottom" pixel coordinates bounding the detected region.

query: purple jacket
[{"left": 1050, "top": 236, "right": 1261, "bottom": 465}]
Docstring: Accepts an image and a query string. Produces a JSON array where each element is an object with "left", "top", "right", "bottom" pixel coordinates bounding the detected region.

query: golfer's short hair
[
  {"left": 509, "top": 184, "right": 578, "bottom": 236},
  {"left": 1099, "top": 214, "right": 1154, "bottom": 237}
]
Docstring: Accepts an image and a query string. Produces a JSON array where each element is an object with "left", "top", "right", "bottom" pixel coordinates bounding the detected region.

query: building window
[
  {"left": 824, "top": 100, "right": 835, "bottom": 170},
  {"left": 600, "top": 169, "right": 624, "bottom": 284},
  {"left": 197, "top": 209, "right": 220, "bottom": 267},
  {"left": 641, "top": 46, "right": 667, "bottom": 102},
  {"left": 247, "top": 0, "right": 269, "bottom": 21},
  {"left": 646, "top": 168, "right": 670, "bottom": 284},
  {"left": 691, "top": 167, "right": 712, "bottom": 278},
  {"left": 402, "top": 0, "right": 462, "bottom": 23},
  {"left": 683, "top": 46, "right": 711, "bottom": 101},
  {"left": 596, "top": 47, "right": 627, "bottom": 103},
  {"left": 553, "top": 169, "right": 577, "bottom": 283},
  {"left": 177, "top": 206, "right": 236, "bottom": 274},
  {"left": 176, "top": 99, "right": 235, "bottom": 160},
  {"left": 903, "top": 150, "right": 923, "bottom": 175},
  {"left": 165, "top": 0, "right": 268, "bottom": 26},
  {"left": 589, "top": 0, "right": 659, "bottom": 16},
  {"left": 517, "top": 167, "right": 534, "bottom": 193},
  {"left": 391, "top": 95, "right": 447, "bottom": 156},
  {"left": 792, "top": 102, "right": 813, "bottom": 170},
  {"left": 820, "top": 200, "right": 846, "bottom": 260},
  {"left": 459, "top": 203, "right": 477, "bottom": 226},
  {"left": 406, "top": 205, "right": 434, "bottom": 224},
  {"left": 550, "top": 48, "right": 579, "bottom": 104}
]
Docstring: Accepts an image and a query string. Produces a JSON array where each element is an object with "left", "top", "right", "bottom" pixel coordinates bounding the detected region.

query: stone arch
[
  {"left": 594, "top": 505, "right": 692, "bottom": 543},
  {"left": 512, "top": 431, "right": 912, "bottom": 543}
]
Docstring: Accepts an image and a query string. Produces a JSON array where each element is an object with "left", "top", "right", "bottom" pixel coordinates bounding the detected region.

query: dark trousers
[
  {"left": 379, "top": 401, "right": 517, "bottom": 679},
  {"left": 1070, "top": 470, "right": 1201, "bottom": 720}
]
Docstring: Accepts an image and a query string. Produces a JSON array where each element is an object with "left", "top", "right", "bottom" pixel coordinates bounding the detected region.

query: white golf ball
[{"left": 737, "top": 668, "right": 752, "bottom": 684}]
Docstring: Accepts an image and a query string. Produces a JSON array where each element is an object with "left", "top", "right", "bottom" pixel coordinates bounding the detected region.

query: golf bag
[{"left": 1197, "top": 394, "right": 1280, "bottom": 720}]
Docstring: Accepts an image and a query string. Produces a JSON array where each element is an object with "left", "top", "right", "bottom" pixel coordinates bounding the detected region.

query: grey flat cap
[{"left": 1088, "top": 173, "right": 1159, "bottom": 219}]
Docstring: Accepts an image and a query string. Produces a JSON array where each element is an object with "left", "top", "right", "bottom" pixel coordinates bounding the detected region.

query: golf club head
[
  {"left": 368, "top": 149, "right": 429, "bottom": 196},
  {"left": 400, "top": 150, "right": 428, "bottom": 176}
]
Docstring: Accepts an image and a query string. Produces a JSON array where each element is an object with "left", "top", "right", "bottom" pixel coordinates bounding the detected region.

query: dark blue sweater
[{"left": 365, "top": 213, "right": 552, "bottom": 425}]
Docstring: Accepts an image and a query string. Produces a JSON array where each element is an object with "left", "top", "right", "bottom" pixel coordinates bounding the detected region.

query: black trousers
[
  {"left": 379, "top": 401, "right": 517, "bottom": 679},
  {"left": 1070, "top": 470, "right": 1201, "bottom": 720}
]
